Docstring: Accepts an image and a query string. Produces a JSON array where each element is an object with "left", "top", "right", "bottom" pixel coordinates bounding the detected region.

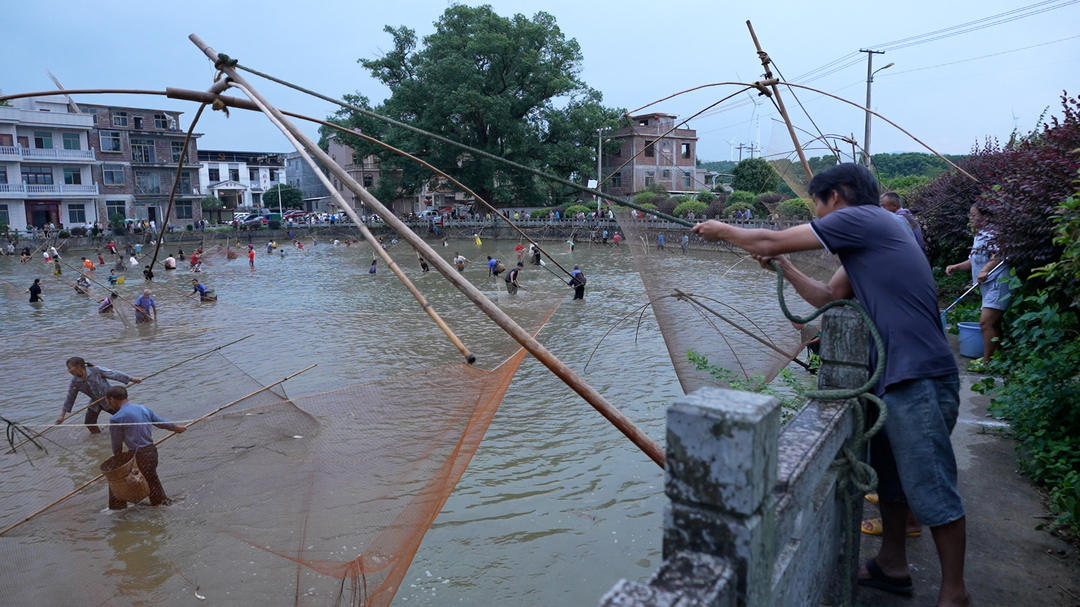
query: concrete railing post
[{"left": 664, "top": 387, "right": 780, "bottom": 607}]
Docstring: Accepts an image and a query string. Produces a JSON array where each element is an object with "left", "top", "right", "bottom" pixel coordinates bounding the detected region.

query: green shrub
[
  {"left": 185, "top": 224, "right": 194, "bottom": 231},
  {"left": 633, "top": 190, "right": 664, "bottom": 207},
  {"left": 565, "top": 204, "right": 591, "bottom": 216},
  {"left": 70, "top": 226, "right": 88, "bottom": 237},
  {"left": 727, "top": 190, "right": 756, "bottom": 206},
  {"left": 777, "top": 198, "right": 812, "bottom": 220},
  {"left": 58, "top": 230, "right": 70, "bottom": 238},
  {"left": 673, "top": 200, "right": 708, "bottom": 218},
  {"left": 724, "top": 202, "right": 753, "bottom": 218},
  {"left": 696, "top": 190, "right": 717, "bottom": 204},
  {"left": 671, "top": 195, "right": 691, "bottom": 204},
  {"left": 530, "top": 208, "right": 551, "bottom": 219}
]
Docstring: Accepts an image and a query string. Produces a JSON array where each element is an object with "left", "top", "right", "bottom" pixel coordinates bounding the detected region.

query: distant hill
[{"left": 697, "top": 160, "right": 738, "bottom": 175}]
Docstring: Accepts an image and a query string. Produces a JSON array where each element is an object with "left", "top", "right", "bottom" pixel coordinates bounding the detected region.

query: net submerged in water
[{"left": 0, "top": 317, "right": 546, "bottom": 605}]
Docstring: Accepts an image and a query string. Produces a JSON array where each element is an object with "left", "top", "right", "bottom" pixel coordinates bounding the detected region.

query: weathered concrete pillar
[
  {"left": 816, "top": 306, "right": 870, "bottom": 605},
  {"left": 663, "top": 387, "right": 780, "bottom": 607}
]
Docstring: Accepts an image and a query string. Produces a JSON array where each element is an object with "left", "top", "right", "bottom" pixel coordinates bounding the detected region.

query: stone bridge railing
[{"left": 600, "top": 307, "right": 870, "bottom": 607}]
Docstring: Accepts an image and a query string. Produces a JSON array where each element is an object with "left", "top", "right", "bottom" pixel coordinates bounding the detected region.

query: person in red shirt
[{"left": 248, "top": 245, "right": 255, "bottom": 268}]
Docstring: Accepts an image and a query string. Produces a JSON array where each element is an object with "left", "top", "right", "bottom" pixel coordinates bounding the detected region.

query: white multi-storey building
[
  {"left": 0, "top": 97, "right": 99, "bottom": 232},
  {"left": 196, "top": 150, "right": 286, "bottom": 212}
]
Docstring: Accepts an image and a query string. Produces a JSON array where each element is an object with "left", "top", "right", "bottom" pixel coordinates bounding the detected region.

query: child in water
[{"left": 369, "top": 259, "right": 377, "bottom": 274}]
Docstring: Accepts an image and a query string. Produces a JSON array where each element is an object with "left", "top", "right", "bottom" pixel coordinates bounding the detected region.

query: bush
[
  {"left": 70, "top": 227, "right": 88, "bottom": 237},
  {"left": 186, "top": 224, "right": 194, "bottom": 231},
  {"left": 724, "top": 202, "right": 753, "bottom": 219},
  {"left": 565, "top": 204, "right": 591, "bottom": 217},
  {"left": 656, "top": 198, "right": 678, "bottom": 216},
  {"left": 696, "top": 190, "right": 717, "bottom": 204},
  {"left": 671, "top": 195, "right": 691, "bottom": 205},
  {"left": 777, "top": 198, "right": 812, "bottom": 219},
  {"left": 756, "top": 192, "right": 787, "bottom": 217},
  {"left": 727, "top": 190, "right": 756, "bottom": 206},
  {"left": 673, "top": 200, "right": 708, "bottom": 218},
  {"left": 530, "top": 208, "right": 551, "bottom": 219},
  {"left": 633, "top": 190, "right": 664, "bottom": 207},
  {"left": 731, "top": 157, "right": 780, "bottom": 193},
  {"left": 58, "top": 230, "right": 70, "bottom": 239}
]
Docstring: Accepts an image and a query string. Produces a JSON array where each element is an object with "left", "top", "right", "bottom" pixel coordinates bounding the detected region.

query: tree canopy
[
  {"left": 262, "top": 184, "right": 304, "bottom": 210},
  {"left": 731, "top": 158, "right": 780, "bottom": 193},
  {"left": 322, "top": 5, "right": 623, "bottom": 207}
]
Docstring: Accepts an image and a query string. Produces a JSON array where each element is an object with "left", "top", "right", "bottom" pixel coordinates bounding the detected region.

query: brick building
[
  {"left": 0, "top": 96, "right": 98, "bottom": 232},
  {"left": 600, "top": 113, "right": 708, "bottom": 198},
  {"left": 81, "top": 102, "right": 203, "bottom": 228}
]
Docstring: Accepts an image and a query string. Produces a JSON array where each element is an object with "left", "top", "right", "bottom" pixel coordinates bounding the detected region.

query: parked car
[
  {"left": 282, "top": 210, "right": 306, "bottom": 222},
  {"left": 240, "top": 214, "right": 269, "bottom": 228}
]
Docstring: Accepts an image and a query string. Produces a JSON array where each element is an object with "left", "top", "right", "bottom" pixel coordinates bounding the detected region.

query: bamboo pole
[
  {"left": 0, "top": 363, "right": 315, "bottom": 537},
  {"left": 746, "top": 20, "right": 814, "bottom": 184},
  {"left": 190, "top": 34, "right": 664, "bottom": 467},
  {"left": 227, "top": 81, "right": 476, "bottom": 365},
  {"left": 7, "top": 334, "right": 254, "bottom": 454}
]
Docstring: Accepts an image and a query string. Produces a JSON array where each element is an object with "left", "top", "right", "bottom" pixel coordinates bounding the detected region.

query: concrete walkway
[{"left": 857, "top": 340, "right": 1080, "bottom": 606}]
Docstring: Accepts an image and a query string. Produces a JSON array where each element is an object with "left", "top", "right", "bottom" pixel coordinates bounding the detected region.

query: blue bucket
[{"left": 957, "top": 322, "right": 983, "bottom": 358}]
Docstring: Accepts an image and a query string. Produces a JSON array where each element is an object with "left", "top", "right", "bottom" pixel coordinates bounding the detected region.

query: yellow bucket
[{"left": 116, "top": 276, "right": 125, "bottom": 285}]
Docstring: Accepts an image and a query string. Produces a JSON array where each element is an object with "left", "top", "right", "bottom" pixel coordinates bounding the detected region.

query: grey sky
[{"left": 4, "top": 0, "right": 1077, "bottom": 164}]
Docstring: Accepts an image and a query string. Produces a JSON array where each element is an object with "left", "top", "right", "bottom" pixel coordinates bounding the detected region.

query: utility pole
[
  {"left": 860, "top": 49, "right": 890, "bottom": 169},
  {"left": 747, "top": 143, "right": 759, "bottom": 159},
  {"left": 736, "top": 143, "right": 747, "bottom": 162},
  {"left": 596, "top": 128, "right": 603, "bottom": 211}
]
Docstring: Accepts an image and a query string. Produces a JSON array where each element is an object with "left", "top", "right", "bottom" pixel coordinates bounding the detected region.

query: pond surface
[{"left": 0, "top": 234, "right": 815, "bottom": 605}]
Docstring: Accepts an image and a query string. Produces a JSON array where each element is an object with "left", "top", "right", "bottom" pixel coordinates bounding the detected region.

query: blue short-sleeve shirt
[{"left": 810, "top": 205, "right": 956, "bottom": 393}]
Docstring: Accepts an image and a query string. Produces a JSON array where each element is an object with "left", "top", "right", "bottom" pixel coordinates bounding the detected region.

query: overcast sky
[{"left": 4, "top": 0, "right": 1078, "bottom": 164}]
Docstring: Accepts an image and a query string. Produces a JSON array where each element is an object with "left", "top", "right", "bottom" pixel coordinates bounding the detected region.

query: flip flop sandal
[
  {"left": 864, "top": 492, "right": 879, "bottom": 505},
  {"left": 861, "top": 518, "right": 921, "bottom": 537},
  {"left": 858, "top": 558, "right": 914, "bottom": 597}
]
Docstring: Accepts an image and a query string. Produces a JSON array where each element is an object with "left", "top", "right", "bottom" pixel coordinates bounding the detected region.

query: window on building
[
  {"left": 34, "top": 131, "right": 53, "bottom": 149},
  {"left": 133, "top": 116, "right": 143, "bottom": 130},
  {"left": 269, "top": 170, "right": 277, "bottom": 182},
  {"left": 208, "top": 168, "right": 220, "bottom": 182},
  {"left": 175, "top": 200, "right": 193, "bottom": 219},
  {"left": 249, "top": 168, "right": 259, "bottom": 182},
  {"left": 135, "top": 171, "right": 161, "bottom": 194},
  {"left": 662, "top": 169, "right": 671, "bottom": 179},
  {"left": 682, "top": 171, "right": 692, "bottom": 188},
  {"left": 22, "top": 166, "right": 53, "bottom": 185},
  {"left": 100, "top": 131, "right": 122, "bottom": 152},
  {"left": 171, "top": 141, "right": 185, "bottom": 163},
  {"left": 252, "top": 193, "right": 262, "bottom": 206},
  {"left": 638, "top": 118, "right": 649, "bottom": 126},
  {"left": 644, "top": 171, "right": 655, "bottom": 187},
  {"left": 179, "top": 172, "right": 192, "bottom": 194},
  {"left": 112, "top": 111, "right": 128, "bottom": 127},
  {"left": 154, "top": 114, "right": 169, "bottom": 129},
  {"left": 63, "top": 168, "right": 82, "bottom": 185},
  {"left": 611, "top": 172, "right": 623, "bottom": 188},
  {"left": 363, "top": 175, "right": 373, "bottom": 188},
  {"left": 0, "top": 167, "right": 7, "bottom": 184},
  {"left": 682, "top": 143, "right": 692, "bottom": 159},
  {"left": 130, "top": 138, "right": 155, "bottom": 163},
  {"left": 68, "top": 203, "right": 86, "bottom": 224},
  {"left": 106, "top": 200, "right": 126, "bottom": 221},
  {"left": 644, "top": 140, "right": 655, "bottom": 157},
  {"left": 662, "top": 140, "right": 671, "bottom": 151},
  {"left": 62, "top": 133, "right": 81, "bottom": 150},
  {"left": 103, "top": 164, "right": 125, "bottom": 185},
  {"left": 0, "top": 203, "right": 8, "bottom": 227},
  {"left": 228, "top": 164, "right": 240, "bottom": 182}
]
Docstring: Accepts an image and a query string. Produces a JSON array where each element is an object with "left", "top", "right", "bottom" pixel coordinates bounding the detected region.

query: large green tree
[
  {"left": 731, "top": 157, "right": 780, "bottom": 194},
  {"left": 323, "top": 5, "right": 623, "bottom": 207},
  {"left": 262, "top": 184, "right": 304, "bottom": 210}
]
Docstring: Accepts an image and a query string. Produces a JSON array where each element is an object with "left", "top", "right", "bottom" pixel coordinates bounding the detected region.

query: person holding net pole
[
  {"left": 104, "top": 385, "right": 186, "bottom": 509},
  {"left": 57, "top": 357, "right": 142, "bottom": 434},
  {"left": 692, "top": 163, "right": 968, "bottom": 607}
]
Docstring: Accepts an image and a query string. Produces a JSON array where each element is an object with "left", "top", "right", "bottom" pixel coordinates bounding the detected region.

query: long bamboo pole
[
  {"left": 227, "top": 81, "right": 476, "bottom": 365},
  {"left": 7, "top": 334, "right": 254, "bottom": 454},
  {"left": 190, "top": 34, "right": 664, "bottom": 467},
  {"left": 746, "top": 20, "right": 814, "bottom": 184},
  {"left": 0, "top": 363, "right": 316, "bottom": 537}
]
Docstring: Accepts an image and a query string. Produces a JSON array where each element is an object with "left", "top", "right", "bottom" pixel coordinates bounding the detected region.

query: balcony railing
[
  {"left": 0, "top": 183, "right": 99, "bottom": 196},
  {"left": 0, "top": 146, "right": 96, "bottom": 161}
]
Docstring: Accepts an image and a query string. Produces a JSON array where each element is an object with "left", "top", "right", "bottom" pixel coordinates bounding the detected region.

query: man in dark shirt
[
  {"left": 105, "top": 385, "right": 186, "bottom": 509},
  {"left": 692, "top": 163, "right": 968, "bottom": 607}
]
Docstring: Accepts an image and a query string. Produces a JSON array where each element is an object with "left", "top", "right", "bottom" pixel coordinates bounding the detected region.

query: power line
[{"left": 879, "top": 33, "right": 1080, "bottom": 76}]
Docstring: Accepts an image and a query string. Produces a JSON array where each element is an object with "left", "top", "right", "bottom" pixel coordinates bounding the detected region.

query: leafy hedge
[
  {"left": 673, "top": 200, "right": 708, "bottom": 218},
  {"left": 564, "top": 204, "right": 591, "bottom": 216},
  {"left": 777, "top": 198, "right": 812, "bottom": 219}
]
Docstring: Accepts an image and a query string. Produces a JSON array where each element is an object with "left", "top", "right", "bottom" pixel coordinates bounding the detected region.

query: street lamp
[{"left": 861, "top": 49, "right": 894, "bottom": 169}]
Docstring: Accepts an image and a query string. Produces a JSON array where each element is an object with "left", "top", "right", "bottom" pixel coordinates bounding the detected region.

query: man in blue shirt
[
  {"left": 105, "top": 385, "right": 186, "bottom": 509},
  {"left": 133, "top": 289, "right": 156, "bottom": 323},
  {"left": 692, "top": 164, "right": 968, "bottom": 607}
]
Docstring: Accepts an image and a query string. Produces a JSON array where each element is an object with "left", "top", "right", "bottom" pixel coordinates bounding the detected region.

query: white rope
[{"left": 18, "top": 419, "right": 200, "bottom": 429}]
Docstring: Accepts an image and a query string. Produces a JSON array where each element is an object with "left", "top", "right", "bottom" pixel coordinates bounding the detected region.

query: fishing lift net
[
  {"left": 613, "top": 209, "right": 835, "bottom": 394},
  {"left": 0, "top": 307, "right": 550, "bottom": 607}
]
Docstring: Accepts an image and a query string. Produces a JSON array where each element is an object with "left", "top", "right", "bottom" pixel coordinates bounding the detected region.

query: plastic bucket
[
  {"left": 957, "top": 322, "right": 984, "bottom": 359},
  {"left": 100, "top": 451, "right": 149, "bottom": 503}
]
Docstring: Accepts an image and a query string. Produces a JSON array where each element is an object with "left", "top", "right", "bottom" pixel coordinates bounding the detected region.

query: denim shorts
[
  {"left": 981, "top": 273, "right": 1014, "bottom": 311},
  {"left": 870, "top": 374, "right": 964, "bottom": 527}
]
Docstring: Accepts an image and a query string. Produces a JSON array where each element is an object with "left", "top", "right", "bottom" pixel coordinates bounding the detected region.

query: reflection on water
[{"left": 0, "top": 236, "right": 816, "bottom": 605}]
